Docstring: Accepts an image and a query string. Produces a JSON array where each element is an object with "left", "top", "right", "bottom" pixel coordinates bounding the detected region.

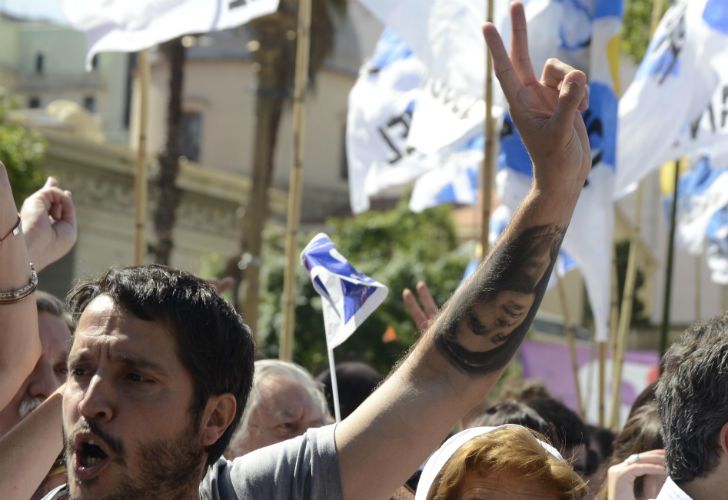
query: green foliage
[
  {"left": 0, "top": 89, "right": 46, "bottom": 204},
  {"left": 256, "top": 199, "right": 469, "bottom": 376},
  {"left": 622, "top": 0, "right": 669, "bottom": 63}
]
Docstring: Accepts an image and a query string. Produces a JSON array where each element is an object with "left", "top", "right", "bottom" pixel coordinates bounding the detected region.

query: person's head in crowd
[
  {"left": 597, "top": 401, "right": 664, "bottom": 500},
  {"left": 627, "top": 381, "right": 658, "bottom": 420},
  {"left": 226, "top": 359, "right": 330, "bottom": 458},
  {"left": 63, "top": 265, "right": 255, "bottom": 500},
  {"left": 0, "top": 291, "right": 73, "bottom": 436},
  {"left": 471, "top": 400, "right": 558, "bottom": 444},
  {"left": 527, "top": 397, "right": 589, "bottom": 476},
  {"left": 656, "top": 312, "right": 728, "bottom": 499},
  {"left": 499, "top": 378, "right": 551, "bottom": 403},
  {"left": 315, "top": 361, "right": 382, "bottom": 419},
  {"left": 584, "top": 424, "right": 615, "bottom": 495},
  {"left": 416, "top": 425, "right": 588, "bottom": 500}
]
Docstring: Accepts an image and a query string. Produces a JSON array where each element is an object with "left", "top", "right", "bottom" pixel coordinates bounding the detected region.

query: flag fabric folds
[
  {"left": 707, "top": 206, "right": 728, "bottom": 285},
  {"left": 346, "top": 29, "right": 429, "bottom": 213},
  {"left": 664, "top": 158, "right": 728, "bottom": 256},
  {"left": 301, "top": 233, "right": 388, "bottom": 349},
  {"left": 64, "top": 0, "right": 279, "bottom": 67},
  {"left": 616, "top": 0, "right": 728, "bottom": 196},
  {"left": 356, "top": 0, "right": 510, "bottom": 154}
]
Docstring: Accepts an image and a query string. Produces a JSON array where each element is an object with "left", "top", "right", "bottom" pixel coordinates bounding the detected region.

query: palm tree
[
  {"left": 228, "top": 0, "right": 345, "bottom": 334},
  {"left": 152, "top": 37, "right": 186, "bottom": 265}
]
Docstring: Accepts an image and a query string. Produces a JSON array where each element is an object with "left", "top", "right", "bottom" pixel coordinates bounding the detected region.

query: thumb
[{"left": 552, "top": 70, "right": 587, "bottom": 130}]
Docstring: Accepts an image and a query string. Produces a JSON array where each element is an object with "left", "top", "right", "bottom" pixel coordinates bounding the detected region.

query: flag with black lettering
[
  {"left": 64, "top": 0, "right": 279, "bottom": 67},
  {"left": 616, "top": 0, "right": 728, "bottom": 195},
  {"left": 496, "top": 0, "right": 623, "bottom": 342},
  {"left": 346, "top": 29, "right": 429, "bottom": 213},
  {"left": 357, "top": 0, "right": 511, "bottom": 154}
]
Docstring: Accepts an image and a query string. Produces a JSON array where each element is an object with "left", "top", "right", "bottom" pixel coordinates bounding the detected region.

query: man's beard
[
  {"left": 65, "top": 422, "right": 205, "bottom": 500},
  {"left": 18, "top": 396, "right": 45, "bottom": 419}
]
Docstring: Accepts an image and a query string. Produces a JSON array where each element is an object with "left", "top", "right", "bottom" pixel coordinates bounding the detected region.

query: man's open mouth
[{"left": 73, "top": 434, "right": 112, "bottom": 481}]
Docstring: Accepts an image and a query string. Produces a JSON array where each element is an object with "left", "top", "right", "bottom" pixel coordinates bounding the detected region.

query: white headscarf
[{"left": 415, "top": 425, "right": 564, "bottom": 500}]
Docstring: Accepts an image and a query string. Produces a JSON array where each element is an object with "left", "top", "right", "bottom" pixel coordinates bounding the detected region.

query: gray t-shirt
[{"left": 42, "top": 424, "right": 343, "bottom": 500}]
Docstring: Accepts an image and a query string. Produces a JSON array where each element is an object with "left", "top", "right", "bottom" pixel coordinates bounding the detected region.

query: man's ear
[
  {"left": 199, "top": 393, "right": 237, "bottom": 448},
  {"left": 719, "top": 422, "right": 728, "bottom": 456}
]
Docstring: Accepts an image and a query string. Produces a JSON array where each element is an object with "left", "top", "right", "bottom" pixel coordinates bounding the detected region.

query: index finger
[
  {"left": 403, "top": 288, "right": 428, "bottom": 331},
  {"left": 483, "top": 22, "right": 522, "bottom": 102}
]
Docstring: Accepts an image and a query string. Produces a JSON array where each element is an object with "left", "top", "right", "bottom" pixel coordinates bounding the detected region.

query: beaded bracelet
[{"left": 0, "top": 262, "right": 38, "bottom": 304}]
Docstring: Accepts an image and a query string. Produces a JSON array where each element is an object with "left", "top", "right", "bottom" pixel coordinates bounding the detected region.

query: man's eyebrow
[{"left": 112, "top": 352, "right": 169, "bottom": 377}]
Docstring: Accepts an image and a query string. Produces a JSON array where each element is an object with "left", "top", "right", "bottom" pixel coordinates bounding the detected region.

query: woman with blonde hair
[{"left": 416, "top": 425, "right": 588, "bottom": 500}]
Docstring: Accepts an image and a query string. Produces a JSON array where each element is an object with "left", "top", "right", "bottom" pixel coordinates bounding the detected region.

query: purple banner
[{"left": 520, "top": 340, "right": 659, "bottom": 425}]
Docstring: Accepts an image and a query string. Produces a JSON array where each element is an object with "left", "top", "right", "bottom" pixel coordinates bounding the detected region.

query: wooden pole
[
  {"left": 480, "top": 0, "right": 496, "bottom": 260},
  {"left": 598, "top": 341, "right": 606, "bottom": 426},
  {"left": 609, "top": 188, "right": 642, "bottom": 429},
  {"left": 659, "top": 160, "right": 681, "bottom": 357},
  {"left": 556, "top": 275, "right": 584, "bottom": 418},
  {"left": 607, "top": 0, "right": 666, "bottom": 429},
  {"left": 133, "top": 49, "right": 150, "bottom": 266},
  {"left": 280, "top": 0, "right": 312, "bottom": 362},
  {"left": 695, "top": 256, "right": 701, "bottom": 321}
]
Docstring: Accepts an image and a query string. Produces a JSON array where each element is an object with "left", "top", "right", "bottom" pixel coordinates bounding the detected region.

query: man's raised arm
[{"left": 335, "top": 4, "right": 591, "bottom": 499}]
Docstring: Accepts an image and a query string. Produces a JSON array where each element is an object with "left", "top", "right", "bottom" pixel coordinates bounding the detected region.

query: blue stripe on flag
[{"left": 594, "top": 0, "right": 624, "bottom": 19}]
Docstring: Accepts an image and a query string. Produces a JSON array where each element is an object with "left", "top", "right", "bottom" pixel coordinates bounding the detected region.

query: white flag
[
  {"left": 64, "top": 0, "right": 279, "bottom": 67},
  {"left": 346, "top": 29, "right": 429, "bottom": 213},
  {"left": 357, "top": 0, "right": 513, "bottom": 154},
  {"left": 616, "top": 0, "right": 728, "bottom": 196}
]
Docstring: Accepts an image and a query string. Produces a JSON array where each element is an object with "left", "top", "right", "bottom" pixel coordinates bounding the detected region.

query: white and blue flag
[
  {"left": 616, "top": 0, "right": 728, "bottom": 195},
  {"left": 707, "top": 206, "right": 728, "bottom": 285},
  {"left": 495, "top": 0, "right": 623, "bottom": 342},
  {"left": 665, "top": 157, "right": 728, "bottom": 255},
  {"left": 346, "top": 29, "right": 429, "bottom": 213},
  {"left": 301, "top": 233, "right": 389, "bottom": 349}
]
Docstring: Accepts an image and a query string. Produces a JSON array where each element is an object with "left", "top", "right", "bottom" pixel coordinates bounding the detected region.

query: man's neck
[{"left": 680, "top": 472, "right": 726, "bottom": 500}]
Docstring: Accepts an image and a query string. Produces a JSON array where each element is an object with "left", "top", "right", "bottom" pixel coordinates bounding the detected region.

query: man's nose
[{"left": 78, "top": 374, "right": 114, "bottom": 422}]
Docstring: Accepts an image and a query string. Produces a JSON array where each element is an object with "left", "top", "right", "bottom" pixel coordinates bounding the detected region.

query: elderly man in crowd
[
  {"left": 226, "top": 359, "right": 330, "bottom": 458},
  {"left": 2, "top": 3, "right": 594, "bottom": 499},
  {"left": 0, "top": 291, "right": 73, "bottom": 499}
]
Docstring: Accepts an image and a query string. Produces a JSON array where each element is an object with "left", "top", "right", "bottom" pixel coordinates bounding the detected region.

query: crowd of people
[{"left": 0, "top": 3, "right": 725, "bottom": 499}]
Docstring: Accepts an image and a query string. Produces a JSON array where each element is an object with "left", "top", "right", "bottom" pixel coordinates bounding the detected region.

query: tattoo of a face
[{"left": 434, "top": 224, "right": 566, "bottom": 375}]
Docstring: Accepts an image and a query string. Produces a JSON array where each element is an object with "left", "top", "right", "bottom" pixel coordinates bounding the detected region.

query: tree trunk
[
  {"left": 231, "top": 48, "right": 286, "bottom": 337},
  {"left": 153, "top": 38, "right": 186, "bottom": 266}
]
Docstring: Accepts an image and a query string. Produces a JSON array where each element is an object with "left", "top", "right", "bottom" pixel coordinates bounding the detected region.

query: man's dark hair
[
  {"left": 473, "top": 400, "right": 557, "bottom": 445},
  {"left": 316, "top": 361, "right": 382, "bottom": 420},
  {"left": 67, "top": 265, "right": 255, "bottom": 466},
  {"left": 656, "top": 312, "right": 728, "bottom": 484},
  {"left": 37, "top": 290, "right": 75, "bottom": 332},
  {"left": 526, "top": 397, "right": 586, "bottom": 452}
]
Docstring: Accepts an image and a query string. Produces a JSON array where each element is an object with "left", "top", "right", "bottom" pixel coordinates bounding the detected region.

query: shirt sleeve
[{"left": 220, "top": 424, "right": 344, "bottom": 500}]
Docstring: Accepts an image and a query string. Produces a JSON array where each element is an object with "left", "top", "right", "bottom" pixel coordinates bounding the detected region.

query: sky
[{"left": 2, "top": 0, "right": 68, "bottom": 25}]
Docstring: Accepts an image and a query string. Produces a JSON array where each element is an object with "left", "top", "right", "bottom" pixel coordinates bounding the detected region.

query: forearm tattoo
[{"left": 434, "top": 224, "right": 566, "bottom": 375}]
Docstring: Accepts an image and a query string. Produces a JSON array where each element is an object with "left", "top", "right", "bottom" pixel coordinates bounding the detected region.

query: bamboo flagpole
[
  {"left": 556, "top": 275, "right": 585, "bottom": 418},
  {"left": 659, "top": 159, "right": 681, "bottom": 357},
  {"left": 607, "top": 0, "right": 666, "bottom": 429},
  {"left": 133, "top": 49, "right": 151, "bottom": 265},
  {"left": 280, "top": 0, "right": 312, "bottom": 361},
  {"left": 480, "top": 0, "right": 496, "bottom": 259}
]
